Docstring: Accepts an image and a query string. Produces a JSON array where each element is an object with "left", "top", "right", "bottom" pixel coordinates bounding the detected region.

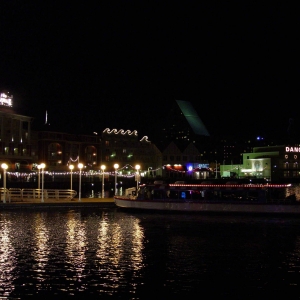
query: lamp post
[
  {"left": 1, "top": 163, "right": 8, "bottom": 203},
  {"left": 215, "top": 160, "right": 218, "bottom": 179},
  {"left": 148, "top": 167, "right": 152, "bottom": 178},
  {"left": 69, "top": 164, "right": 74, "bottom": 190},
  {"left": 37, "top": 164, "right": 42, "bottom": 199},
  {"left": 135, "top": 164, "right": 140, "bottom": 192},
  {"left": 78, "top": 163, "right": 83, "bottom": 202},
  {"left": 114, "top": 163, "right": 119, "bottom": 196},
  {"left": 101, "top": 165, "right": 106, "bottom": 198},
  {"left": 40, "top": 163, "right": 45, "bottom": 202},
  {"left": 37, "top": 164, "right": 41, "bottom": 189}
]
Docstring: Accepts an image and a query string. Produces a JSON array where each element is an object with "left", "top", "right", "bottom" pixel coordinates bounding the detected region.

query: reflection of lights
[
  {"left": 34, "top": 214, "right": 49, "bottom": 272},
  {"left": 96, "top": 215, "right": 144, "bottom": 274},
  {"left": 0, "top": 218, "right": 16, "bottom": 294},
  {"left": 97, "top": 217, "right": 111, "bottom": 263},
  {"left": 0, "top": 210, "right": 148, "bottom": 294},
  {"left": 66, "top": 213, "right": 86, "bottom": 276},
  {"left": 131, "top": 221, "right": 144, "bottom": 270}
]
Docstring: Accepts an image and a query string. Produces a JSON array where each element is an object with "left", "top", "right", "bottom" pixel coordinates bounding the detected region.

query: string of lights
[
  {"left": 68, "top": 156, "right": 79, "bottom": 163},
  {"left": 5, "top": 164, "right": 213, "bottom": 178},
  {"left": 0, "top": 160, "right": 273, "bottom": 179},
  {"left": 4, "top": 162, "right": 272, "bottom": 179}
]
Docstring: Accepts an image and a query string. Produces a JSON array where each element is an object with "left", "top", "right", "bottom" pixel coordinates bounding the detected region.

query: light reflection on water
[
  {"left": 33, "top": 213, "right": 50, "bottom": 277},
  {"left": 2, "top": 209, "right": 300, "bottom": 297},
  {"left": 0, "top": 216, "right": 16, "bottom": 297},
  {"left": 0, "top": 209, "right": 146, "bottom": 298}
]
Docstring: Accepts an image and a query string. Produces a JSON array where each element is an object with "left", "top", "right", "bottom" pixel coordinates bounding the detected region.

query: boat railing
[
  {"left": 147, "top": 190, "right": 299, "bottom": 204},
  {"left": 131, "top": 183, "right": 299, "bottom": 204}
]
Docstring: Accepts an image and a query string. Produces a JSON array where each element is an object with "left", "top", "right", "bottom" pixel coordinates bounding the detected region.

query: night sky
[{"left": 0, "top": 2, "right": 298, "bottom": 142}]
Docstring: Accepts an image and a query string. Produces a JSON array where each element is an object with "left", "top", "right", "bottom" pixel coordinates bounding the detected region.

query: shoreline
[{"left": 0, "top": 197, "right": 117, "bottom": 209}]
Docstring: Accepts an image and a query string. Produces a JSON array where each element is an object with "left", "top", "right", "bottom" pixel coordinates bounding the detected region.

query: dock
[{"left": 0, "top": 197, "right": 116, "bottom": 209}]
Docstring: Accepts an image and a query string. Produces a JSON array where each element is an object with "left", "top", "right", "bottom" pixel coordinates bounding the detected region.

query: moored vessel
[{"left": 114, "top": 181, "right": 300, "bottom": 214}]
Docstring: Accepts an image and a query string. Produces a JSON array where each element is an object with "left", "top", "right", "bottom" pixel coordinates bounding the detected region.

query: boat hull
[{"left": 114, "top": 197, "right": 300, "bottom": 214}]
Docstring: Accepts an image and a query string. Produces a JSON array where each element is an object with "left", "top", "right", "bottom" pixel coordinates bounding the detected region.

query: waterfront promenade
[{"left": 0, "top": 197, "right": 116, "bottom": 209}]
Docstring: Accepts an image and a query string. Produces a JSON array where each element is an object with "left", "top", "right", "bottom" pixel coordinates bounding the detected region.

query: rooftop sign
[
  {"left": 286, "top": 147, "right": 300, "bottom": 153},
  {"left": 0, "top": 92, "right": 13, "bottom": 107}
]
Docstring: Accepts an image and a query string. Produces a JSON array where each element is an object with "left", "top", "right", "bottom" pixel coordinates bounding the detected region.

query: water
[{"left": 1, "top": 208, "right": 300, "bottom": 299}]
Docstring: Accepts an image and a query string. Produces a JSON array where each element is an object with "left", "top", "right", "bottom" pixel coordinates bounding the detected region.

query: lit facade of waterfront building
[
  {"left": 0, "top": 92, "right": 38, "bottom": 172},
  {"left": 99, "top": 128, "right": 162, "bottom": 177},
  {"left": 37, "top": 128, "right": 163, "bottom": 176},
  {"left": 1, "top": 92, "right": 300, "bottom": 184},
  {"left": 220, "top": 145, "right": 300, "bottom": 182}
]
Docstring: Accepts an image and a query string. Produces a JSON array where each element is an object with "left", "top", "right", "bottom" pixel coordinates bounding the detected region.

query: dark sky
[{"left": 0, "top": 2, "right": 298, "bottom": 141}]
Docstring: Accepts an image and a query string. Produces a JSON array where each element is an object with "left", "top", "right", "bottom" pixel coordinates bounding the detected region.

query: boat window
[
  {"left": 169, "top": 190, "right": 179, "bottom": 199},
  {"left": 153, "top": 190, "right": 164, "bottom": 199},
  {"left": 184, "top": 191, "right": 192, "bottom": 200},
  {"left": 191, "top": 190, "right": 203, "bottom": 200}
]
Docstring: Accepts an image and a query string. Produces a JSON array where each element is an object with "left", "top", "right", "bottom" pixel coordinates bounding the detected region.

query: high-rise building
[{"left": 156, "top": 100, "right": 210, "bottom": 150}]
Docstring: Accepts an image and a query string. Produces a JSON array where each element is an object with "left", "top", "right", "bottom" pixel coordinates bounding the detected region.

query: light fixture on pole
[
  {"left": 37, "top": 164, "right": 41, "bottom": 190},
  {"left": 101, "top": 165, "right": 106, "bottom": 198},
  {"left": 40, "top": 163, "right": 45, "bottom": 202},
  {"left": 215, "top": 160, "right": 218, "bottom": 179},
  {"left": 37, "top": 164, "right": 42, "bottom": 199},
  {"left": 69, "top": 164, "right": 74, "bottom": 190},
  {"left": 114, "top": 163, "right": 119, "bottom": 196},
  {"left": 135, "top": 164, "right": 140, "bottom": 192},
  {"left": 1, "top": 163, "right": 8, "bottom": 203},
  {"left": 78, "top": 163, "right": 83, "bottom": 201},
  {"left": 148, "top": 167, "right": 152, "bottom": 177}
]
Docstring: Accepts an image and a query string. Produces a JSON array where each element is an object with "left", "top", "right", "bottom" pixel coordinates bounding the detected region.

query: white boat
[{"left": 114, "top": 182, "right": 300, "bottom": 214}]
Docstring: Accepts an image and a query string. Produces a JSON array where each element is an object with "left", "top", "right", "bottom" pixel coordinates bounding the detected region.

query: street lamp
[
  {"left": 40, "top": 163, "right": 45, "bottom": 202},
  {"left": 101, "top": 165, "right": 106, "bottom": 198},
  {"left": 1, "top": 163, "right": 8, "bottom": 203},
  {"left": 37, "top": 164, "right": 41, "bottom": 189},
  {"left": 148, "top": 167, "right": 152, "bottom": 178},
  {"left": 69, "top": 164, "right": 74, "bottom": 190},
  {"left": 78, "top": 163, "right": 83, "bottom": 201},
  {"left": 215, "top": 160, "right": 218, "bottom": 179},
  {"left": 114, "top": 163, "right": 119, "bottom": 196},
  {"left": 135, "top": 164, "right": 140, "bottom": 192}
]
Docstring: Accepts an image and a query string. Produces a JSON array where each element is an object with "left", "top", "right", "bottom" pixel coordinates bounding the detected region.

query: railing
[{"left": 0, "top": 188, "right": 77, "bottom": 203}]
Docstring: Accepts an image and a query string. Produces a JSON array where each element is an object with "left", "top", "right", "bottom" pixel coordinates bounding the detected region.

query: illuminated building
[
  {"left": 1, "top": 92, "right": 299, "bottom": 184},
  {"left": 0, "top": 91, "right": 37, "bottom": 172}
]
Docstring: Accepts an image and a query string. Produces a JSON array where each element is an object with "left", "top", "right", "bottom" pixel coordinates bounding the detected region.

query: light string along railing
[{"left": 6, "top": 164, "right": 217, "bottom": 178}]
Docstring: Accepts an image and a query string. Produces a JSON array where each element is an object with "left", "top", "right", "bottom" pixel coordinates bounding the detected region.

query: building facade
[
  {"left": 0, "top": 92, "right": 37, "bottom": 172},
  {"left": 1, "top": 93, "right": 300, "bottom": 184},
  {"left": 220, "top": 145, "right": 300, "bottom": 182}
]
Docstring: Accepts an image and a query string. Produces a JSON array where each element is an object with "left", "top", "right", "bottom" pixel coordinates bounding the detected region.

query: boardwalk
[{"left": 0, "top": 197, "right": 116, "bottom": 209}]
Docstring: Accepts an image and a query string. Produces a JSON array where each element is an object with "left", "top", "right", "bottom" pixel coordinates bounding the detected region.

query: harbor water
[{"left": 2, "top": 207, "right": 300, "bottom": 298}]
